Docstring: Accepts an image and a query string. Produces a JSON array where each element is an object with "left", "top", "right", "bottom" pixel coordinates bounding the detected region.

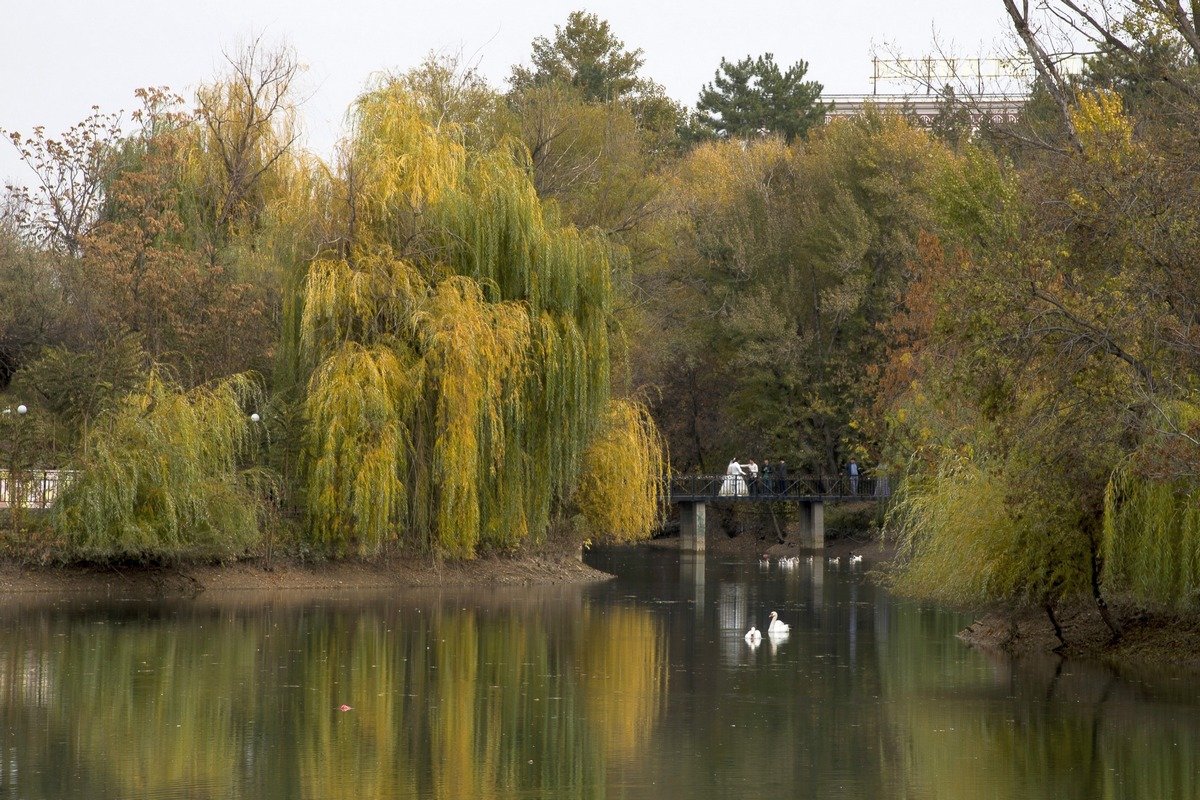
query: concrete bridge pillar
[
  {"left": 680, "top": 501, "right": 706, "bottom": 552},
  {"left": 798, "top": 500, "right": 825, "bottom": 549}
]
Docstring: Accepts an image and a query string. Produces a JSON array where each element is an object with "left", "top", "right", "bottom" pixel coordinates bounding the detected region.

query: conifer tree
[{"left": 695, "top": 53, "right": 826, "bottom": 142}]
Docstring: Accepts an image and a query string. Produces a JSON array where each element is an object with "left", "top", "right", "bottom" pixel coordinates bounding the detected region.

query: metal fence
[
  {"left": 668, "top": 473, "right": 891, "bottom": 502},
  {"left": 0, "top": 470, "right": 74, "bottom": 510}
]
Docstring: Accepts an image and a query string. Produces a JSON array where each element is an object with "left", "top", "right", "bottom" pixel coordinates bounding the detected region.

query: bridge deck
[{"left": 668, "top": 474, "right": 889, "bottom": 504}]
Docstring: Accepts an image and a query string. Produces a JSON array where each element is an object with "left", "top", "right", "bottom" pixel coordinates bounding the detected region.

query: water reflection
[
  {"left": 0, "top": 592, "right": 666, "bottom": 800},
  {"left": 0, "top": 551, "right": 1197, "bottom": 799}
]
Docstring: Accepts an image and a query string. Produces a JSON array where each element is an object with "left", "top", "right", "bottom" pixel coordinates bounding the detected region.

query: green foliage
[
  {"left": 649, "top": 114, "right": 988, "bottom": 473},
  {"left": 55, "top": 370, "right": 268, "bottom": 561},
  {"left": 12, "top": 333, "right": 146, "bottom": 441},
  {"left": 889, "top": 458, "right": 1091, "bottom": 607},
  {"left": 1103, "top": 469, "right": 1200, "bottom": 610},
  {"left": 695, "top": 53, "right": 826, "bottom": 142},
  {"left": 510, "top": 10, "right": 647, "bottom": 102},
  {"left": 1102, "top": 403, "right": 1200, "bottom": 610}
]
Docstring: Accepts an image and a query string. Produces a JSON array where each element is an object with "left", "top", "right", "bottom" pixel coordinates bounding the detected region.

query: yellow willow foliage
[
  {"left": 304, "top": 341, "right": 424, "bottom": 552},
  {"left": 349, "top": 85, "right": 465, "bottom": 220},
  {"left": 300, "top": 254, "right": 425, "bottom": 358},
  {"left": 421, "top": 278, "right": 531, "bottom": 557},
  {"left": 891, "top": 459, "right": 1092, "bottom": 607},
  {"left": 575, "top": 399, "right": 666, "bottom": 542},
  {"left": 55, "top": 369, "right": 266, "bottom": 560},
  {"left": 888, "top": 462, "right": 1027, "bottom": 605},
  {"left": 295, "top": 86, "right": 662, "bottom": 557}
]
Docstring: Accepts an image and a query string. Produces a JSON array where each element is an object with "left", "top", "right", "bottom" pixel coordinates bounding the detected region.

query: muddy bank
[
  {"left": 958, "top": 601, "right": 1200, "bottom": 669},
  {"left": 0, "top": 553, "right": 612, "bottom": 599}
]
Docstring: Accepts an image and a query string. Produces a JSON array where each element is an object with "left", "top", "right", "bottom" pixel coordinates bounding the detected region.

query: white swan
[
  {"left": 767, "top": 611, "right": 790, "bottom": 634},
  {"left": 745, "top": 626, "right": 762, "bottom": 643},
  {"left": 828, "top": 556, "right": 840, "bottom": 565},
  {"left": 849, "top": 553, "right": 863, "bottom": 565}
]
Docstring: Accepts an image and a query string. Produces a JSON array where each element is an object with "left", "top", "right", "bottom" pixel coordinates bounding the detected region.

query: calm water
[{"left": 1, "top": 548, "right": 1198, "bottom": 800}]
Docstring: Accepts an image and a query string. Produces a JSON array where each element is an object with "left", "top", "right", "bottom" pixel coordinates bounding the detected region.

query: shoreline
[
  {"left": 958, "top": 601, "right": 1200, "bottom": 670},
  {"left": 5, "top": 533, "right": 1198, "bottom": 671},
  {"left": 0, "top": 552, "right": 613, "bottom": 599}
]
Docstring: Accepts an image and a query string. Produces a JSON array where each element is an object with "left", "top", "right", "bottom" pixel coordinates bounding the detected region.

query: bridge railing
[{"left": 667, "top": 473, "right": 892, "bottom": 501}]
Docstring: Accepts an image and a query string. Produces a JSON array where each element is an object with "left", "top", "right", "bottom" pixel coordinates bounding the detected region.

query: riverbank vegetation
[{"left": 5, "top": 3, "right": 1200, "bottom": 641}]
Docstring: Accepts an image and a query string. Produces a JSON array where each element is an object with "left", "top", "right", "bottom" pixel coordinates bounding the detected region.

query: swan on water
[
  {"left": 767, "top": 611, "right": 790, "bottom": 634},
  {"left": 828, "top": 556, "right": 840, "bottom": 565},
  {"left": 849, "top": 553, "right": 863, "bottom": 565},
  {"left": 745, "top": 626, "right": 762, "bottom": 642}
]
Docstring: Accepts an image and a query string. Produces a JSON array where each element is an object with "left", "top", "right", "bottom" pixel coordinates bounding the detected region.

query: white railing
[
  {"left": 0, "top": 470, "right": 74, "bottom": 510},
  {"left": 824, "top": 93, "right": 1029, "bottom": 127}
]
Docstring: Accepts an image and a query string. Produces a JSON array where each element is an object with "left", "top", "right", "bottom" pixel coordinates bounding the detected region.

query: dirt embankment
[
  {"left": 0, "top": 553, "right": 611, "bottom": 598},
  {"left": 959, "top": 601, "right": 1200, "bottom": 670}
]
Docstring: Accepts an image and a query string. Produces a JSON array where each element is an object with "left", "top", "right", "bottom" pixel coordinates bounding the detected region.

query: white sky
[{"left": 0, "top": 0, "right": 1013, "bottom": 184}]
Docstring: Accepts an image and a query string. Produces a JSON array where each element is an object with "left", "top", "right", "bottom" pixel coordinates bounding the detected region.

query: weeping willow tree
[
  {"left": 1102, "top": 404, "right": 1200, "bottom": 610},
  {"left": 292, "top": 83, "right": 663, "bottom": 558},
  {"left": 575, "top": 399, "right": 665, "bottom": 542},
  {"left": 55, "top": 370, "right": 267, "bottom": 561},
  {"left": 889, "top": 458, "right": 1091, "bottom": 610}
]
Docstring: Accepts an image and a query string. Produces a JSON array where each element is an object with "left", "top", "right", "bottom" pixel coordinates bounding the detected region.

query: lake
[{"left": 0, "top": 547, "right": 1196, "bottom": 799}]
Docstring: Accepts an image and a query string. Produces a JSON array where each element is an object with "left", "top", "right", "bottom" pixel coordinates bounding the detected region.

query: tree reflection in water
[
  {"left": 1, "top": 555, "right": 1198, "bottom": 800},
  {"left": 0, "top": 594, "right": 666, "bottom": 800}
]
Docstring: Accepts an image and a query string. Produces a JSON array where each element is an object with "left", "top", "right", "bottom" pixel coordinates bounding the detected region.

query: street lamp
[
  {"left": 4, "top": 403, "right": 29, "bottom": 539},
  {"left": 249, "top": 412, "right": 261, "bottom": 423}
]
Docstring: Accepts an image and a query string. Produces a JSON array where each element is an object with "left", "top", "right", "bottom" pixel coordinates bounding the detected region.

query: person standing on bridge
[
  {"left": 775, "top": 459, "right": 788, "bottom": 494},
  {"left": 719, "top": 458, "right": 747, "bottom": 497},
  {"left": 848, "top": 459, "right": 860, "bottom": 495},
  {"left": 762, "top": 460, "right": 775, "bottom": 496},
  {"left": 747, "top": 460, "right": 759, "bottom": 495}
]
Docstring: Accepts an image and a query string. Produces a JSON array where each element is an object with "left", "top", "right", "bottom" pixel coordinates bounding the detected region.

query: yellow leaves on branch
[
  {"left": 575, "top": 399, "right": 666, "bottom": 543},
  {"left": 349, "top": 86, "right": 465, "bottom": 218},
  {"left": 1071, "top": 90, "right": 1135, "bottom": 167}
]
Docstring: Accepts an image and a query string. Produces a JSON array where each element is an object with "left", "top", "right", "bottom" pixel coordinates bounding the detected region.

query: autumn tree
[
  {"left": 644, "top": 113, "right": 988, "bottom": 474},
  {"left": 289, "top": 84, "right": 664, "bottom": 558}
]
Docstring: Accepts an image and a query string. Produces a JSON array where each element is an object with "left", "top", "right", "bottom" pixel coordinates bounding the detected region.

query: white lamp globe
[
  {"left": 16, "top": 404, "right": 27, "bottom": 415},
  {"left": 250, "top": 413, "right": 261, "bottom": 423}
]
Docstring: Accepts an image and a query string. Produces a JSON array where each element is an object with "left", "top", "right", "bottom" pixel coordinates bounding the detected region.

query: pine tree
[{"left": 695, "top": 54, "right": 826, "bottom": 142}]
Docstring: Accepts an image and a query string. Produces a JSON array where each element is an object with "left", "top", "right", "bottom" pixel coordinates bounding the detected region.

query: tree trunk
[
  {"left": 1044, "top": 602, "right": 1068, "bottom": 652},
  {"left": 1088, "top": 536, "right": 1123, "bottom": 644}
]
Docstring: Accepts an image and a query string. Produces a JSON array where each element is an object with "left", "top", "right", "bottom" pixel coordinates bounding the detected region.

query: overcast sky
[{"left": 1, "top": 0, "right": 1014, "bottom": 183}]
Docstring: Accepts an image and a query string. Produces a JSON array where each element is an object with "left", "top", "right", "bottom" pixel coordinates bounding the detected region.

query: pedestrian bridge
[{"left": 667, "top": 474, "right": 889, "bottom": 552}]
